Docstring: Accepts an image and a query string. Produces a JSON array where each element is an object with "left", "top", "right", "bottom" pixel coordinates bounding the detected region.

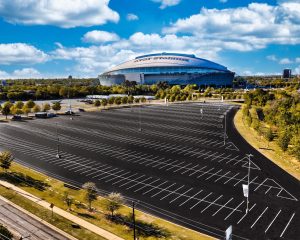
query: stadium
[{"left": 99, "top": 53, "right": 234, "bottom": 86}]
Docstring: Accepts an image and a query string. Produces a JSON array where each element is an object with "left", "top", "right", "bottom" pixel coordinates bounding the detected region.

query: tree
[
  {"left": 25, "top": 100, "right": 35, "bottom": 109},
  {"left": 63, "top": 192, "right": 74, "bottom": 211},
  {"left": 101, "top": 99, "right": 108, "bottom": 108},
  {"left": 134, "top": 98, "right": 140, "bottom": 104},
  {"left": 128, "top": 95, "right": 134, "bottom": 104},
  {"left": 43, "top": 103, "right": 51, "bottom": 112},
  {"left": 121, "top": 96, "right": 128, "bottom": 104},
  {"left": 94, "top": 100, "right": 101, "bottom": 107},
  {"left": 33, "top": 105, "right": 41, "bottom": 113},
  {"left": 114, "top": 97, "right": 121, "bottom": 105},
  {"left": 1, "top": 102, "right": 12, "bottom": 119},
  {"left": 22, "top": 105, "right": 31, "bottom": 116},
  {"left": 265, "top": 128, "right": 274, "bottom": 148},
  {"left": 0, "top": 224, "right": 13, "bottom": 240},
  {"left": 104, "top": 192, "right": 124, "bottom": 218},
  {"left": 278, "top": 130, "right": 290, "bottom": 152},
  {"left": 140, "top": 97, "right": 146, "bottom": 103},
  {"left": 108, "top": 97, "right": 115, "bottom": 105},
  {"left": 0, "top": 151, "right": 14, "bottom": 172},
  {"left": 82, "top": 182, "right": 97, "bottom": 211},
  {"left": 15, "top": 101, "right": 24, "bottom": 109},
  {"left": 52, "top": 102, "right": 61, "bottom": 113}
]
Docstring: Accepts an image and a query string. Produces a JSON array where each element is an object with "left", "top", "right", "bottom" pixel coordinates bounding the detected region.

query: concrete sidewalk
[{"left": 0, "top": 180, "right": 124, "bottom": 240}]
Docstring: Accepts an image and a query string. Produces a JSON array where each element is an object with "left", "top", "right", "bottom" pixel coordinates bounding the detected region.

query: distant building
[
  {"left": 282, "top": 69, "right": 292, "bottom": 79},
  {"left": 0, "top": 80, "right": 7, "bottom": 86}
]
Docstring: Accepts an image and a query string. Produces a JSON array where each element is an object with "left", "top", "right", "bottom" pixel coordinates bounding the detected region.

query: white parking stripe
[
  {"left": 265, "top": 209, "right": 281, "bottom": 233},
  {"left": 201, "top": 195, "right": 223, "bottom": 213},
  {"left": 280, "top": 212, "right": 295, "bottom": 238},
  {"left": 251, "top": 207, "right": 268, "bottom": 228},
  {"left": 212, "top": 198, "right": 233, "bottom": 216},
  {"left": 224, "top": 200, "right": 244, "bottom": 220},
  {"left": 237, "top": 203, "right": 256, "bottom": 224},
  {"left": 190, "top": 192, "right": 213, "bottom": 210},
  {"left": 179, "top": 190, "right": 203, "bottom": 207},
  {"left": 160, "top": 185, "right": 185, "bottom": 200}
]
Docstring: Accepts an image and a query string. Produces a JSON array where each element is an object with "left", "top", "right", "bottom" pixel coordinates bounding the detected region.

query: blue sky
[{"left": 0, "top": 0, "right": 299, "bottom": 78}]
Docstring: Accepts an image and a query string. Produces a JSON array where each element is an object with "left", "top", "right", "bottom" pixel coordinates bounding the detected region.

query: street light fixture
[
  {"left": 139, "top": 104, "right": 142, "bottom": 132},
  {"left": 223, "top": 111, "right": 227, "bottom": 146}
]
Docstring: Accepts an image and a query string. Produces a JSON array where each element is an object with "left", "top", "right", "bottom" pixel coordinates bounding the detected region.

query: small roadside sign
[
  {"left": 243, "top": 184, "right": 249, "bottom": 198},
  {"left": 225, "top": 225, "right": 232, "bottom": 240}
]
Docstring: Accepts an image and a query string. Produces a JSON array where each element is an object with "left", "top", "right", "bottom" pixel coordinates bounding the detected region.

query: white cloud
[
  {"left": 295, "top": 65, "right": 300, "bottom": 74},
  {"left": 0, "top": 0, "right": 119, "bottom": 28},
  {"left": 267, "top": 55, "right": 278, "bottom": 61},
  {"left": 0, "top": 68, "right": 41, "bottom": 79},
  {"left": 279, "top": 58, "right": 293, "bottom": 64},
  {"left": 0, "top": 43, "right": 48, "bottom": 65},
  {"left": 163, "top": 2, "right": 300, "bottom": 51},
  {"left": 295, "top": 57, "right": 300, "bottom": 63},
  {"left": 127, "top": 13, "right": 139, "bottom": 21},
  {"left": 82, "top": 31, "right": 120, "bottom": 44},
  {"left": 152, "top": 0, "right": 181, "bottom": 9},
  {"left": 220, "top": 0, "right": 228, "bottom": 3}
]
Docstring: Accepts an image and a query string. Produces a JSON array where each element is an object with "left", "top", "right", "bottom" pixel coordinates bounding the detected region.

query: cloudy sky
[{"left": 0, "top": 0, "right": 300, "bottom": 78}]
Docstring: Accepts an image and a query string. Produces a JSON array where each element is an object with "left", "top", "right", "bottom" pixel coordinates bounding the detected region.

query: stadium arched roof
[{"left": 105, "top": 52, "right": 229, "bottom": 74}]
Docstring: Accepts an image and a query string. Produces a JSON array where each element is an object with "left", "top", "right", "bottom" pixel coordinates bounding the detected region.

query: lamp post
[
  {"left": 132, "top": 201, "right": 136, "bottom": 240},
  {"left": 55, "top": 122, "right": 61, "bottom": 159},
  {"left": 139, "top": 104, "right": 142, "bottom": 132},
  {"left": 223, "top": 111, "right": 227, "bottom": 146},
  {"left": 245, "top": 153, "right": 253, "bottom": 213}
]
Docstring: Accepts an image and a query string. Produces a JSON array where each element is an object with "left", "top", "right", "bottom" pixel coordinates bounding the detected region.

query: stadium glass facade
[{"left": 99, "top": 53, "right": 234, "bottom": 86}]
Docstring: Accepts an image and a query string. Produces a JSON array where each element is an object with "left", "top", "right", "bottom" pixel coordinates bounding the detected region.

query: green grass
[
  {"left": 234, "top": 108, "right": 300, "bottom": 180},
  {"left": 0, "top": 185, "right": 106, "bottom": 240},
  {"left": 0, "top": 163, "right": 214, "bottom": 240}
]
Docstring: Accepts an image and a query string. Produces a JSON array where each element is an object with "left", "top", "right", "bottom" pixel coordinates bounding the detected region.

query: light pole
[
  {"left": 200, "top": 108, "right": 203, "bottom": 119},
  {"left": 132, "top": 201, "right": 136, "bottom": 240},
  {"left": 55, "top": 122, "right": 61, "bottom": 159},
  {"left": 139, "top": 104, "right": 142, "bottom": 132},
  {"left": 245, "top": 153, "right": 252, "bottom": 213},
  {"left": 223, "top": 112, "right": 227, "bottom": 146}
]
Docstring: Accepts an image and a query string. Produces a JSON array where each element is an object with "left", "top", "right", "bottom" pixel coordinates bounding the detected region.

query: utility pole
[
  {"left": 132, "top": 201, "right": 136, "bottom": 240},
  {"left": 55, "top": 123, "right": 61, "bottom": 159}
]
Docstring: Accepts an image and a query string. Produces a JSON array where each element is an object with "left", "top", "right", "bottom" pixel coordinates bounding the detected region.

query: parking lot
[{"left": 0, "top": 102, "right": 299, "bottom": 239}]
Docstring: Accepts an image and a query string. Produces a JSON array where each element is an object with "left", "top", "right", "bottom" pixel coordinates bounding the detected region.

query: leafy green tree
[
  {"left": 52, "top": 102, "right": 61, "bottom": 112},
  {"left": 134, "top": 98, "right": 140, "bottom": 104},
  {"left": 169, "top": 95, "right": 175, "bottom": 102},
  {"left": 25, "top": 100, "right": 35, "bottom": 109},
  {"left": 114, "top": 97, "right": 121, "bottom": 105},
  {"left": 63, "top": 192, "right": 74, "bottom": 211},
  {"left": 104, "top": 192, "right": 124, "bottom": 218},
  {"left": 15, "top": 101, "right": 24, "bottom": 109},
  {"left": 140, "top": 97, "right": 146, "bottom": 103},
  {"left": 0, "top": 151, "right": 14, "bottom": 172},
  {"left": 94, "top": 100, "right": 101, "bottom": 107},
  {"left": 0, "top": 224, "right": 13, "bottom": 240},
  {"left": 128, "top": 95, "right": 134, "bottom": 104},
  {"left": 33, "top": 105, "right": 41, "bottom": 113},
  {"left": 278, "top": 130, "right": 290, "bottom": 152},
  {"left": 43, "top": 103, "right": 51, "bottom": 112},
  {"left": 101, "top": 99, "right": 108, "bottom": 108},
  {"left": 22, "top": 105, "right": 31, "bottom": 116},
  {"left": 108, "top": 97, "right": 115, "bottom": 105},
  {"left": 121, "top": 96, "right": 128, "bottom": 104},
  {"left": 1, "top": 102, "right": 12, "bottom": 119},
  {"left": 82, "top": 182, "right": 98, "bottom": 211},
  {"left": 265, "top": 128, "right": 274, "bottom": 147}
]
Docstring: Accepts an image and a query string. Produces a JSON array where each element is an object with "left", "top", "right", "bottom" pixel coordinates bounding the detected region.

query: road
[
  {"left": 0, "top": 102, "right": 299, "bottom": 239},
  {"left": 0, "top": 198, "right": 71, "bottom": 240}
]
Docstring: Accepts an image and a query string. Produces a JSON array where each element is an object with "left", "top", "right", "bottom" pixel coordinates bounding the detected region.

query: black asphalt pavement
[{"left": 0, "top": 102, "right": 299, "bottom": 240}]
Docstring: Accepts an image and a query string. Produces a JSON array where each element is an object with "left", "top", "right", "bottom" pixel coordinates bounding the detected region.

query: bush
[
  {"left": 94, "top": 100, "right": 101, "bottom": 107},
  {"left": 278, "top": 130, "right": 290, "bottom": 152}
]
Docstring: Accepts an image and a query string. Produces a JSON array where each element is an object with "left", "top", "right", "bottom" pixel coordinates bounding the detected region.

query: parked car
[
  {"left": 35, "top": 112, "right": 48, "bottom": 118},
  {"left": 12, "top": 115, "right": 22, "bottom": 120},
  {"left": 65, "top": 110, "right": 75, "bottom": 115},
  {"left": 47, "top": 113, "right": 56, "bottom": 118},
  {"left": 78, "top": 108, "right": 85, "bottom": 112}
]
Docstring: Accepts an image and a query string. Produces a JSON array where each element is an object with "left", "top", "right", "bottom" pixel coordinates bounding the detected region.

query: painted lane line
[
  {"left": 212, "top": 198, "right": 233, "bottom": 216},
  {"left": 111, "top": 173, "right": 139, "bottom": 185},
  {"left": 197, "top": 168, "right": 215, "bottom": 179},
  {"left": 214, "top": 171, "right": 231, "bottom": 183},
  {"left": 201, "top": 195, "right": 223, "bottom": 213},
  {"left": 234, "top": 175, "right": 248, "bottom": 187},
  {"left": 188, "top": 165, "right": 207, "bottom": 177},
  {"left": 126, "top": 177, "right": 152, "bottom": 190},
  {"left": 250, "top": 207, "right": 268, "bottom": 228},
  {"left": 254, "top": 179, "right": 267, "bottom": 191},
  {"left": 205, "top": 169, "right": 222, "bottom": 180},
  {"left": 190, "top": 192, "right": 213, "bottom": 210},
  {"left": 265, "top": 209, "right": 281, "bottom": 233},
  {"left": 280, "top": 212, "right": 295, "bottom": 238},
  {"left": 179, "top": 190, "right": 203, "bottom": 207},
  {"left": 224, "top": 200, "right": 244, "bottom": 220},
  {"left": 181, "top": 164, "right": 199, "bottom": 175},
  {"left": 119, "top": 175, "right": 146, "bottom": 187}
]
